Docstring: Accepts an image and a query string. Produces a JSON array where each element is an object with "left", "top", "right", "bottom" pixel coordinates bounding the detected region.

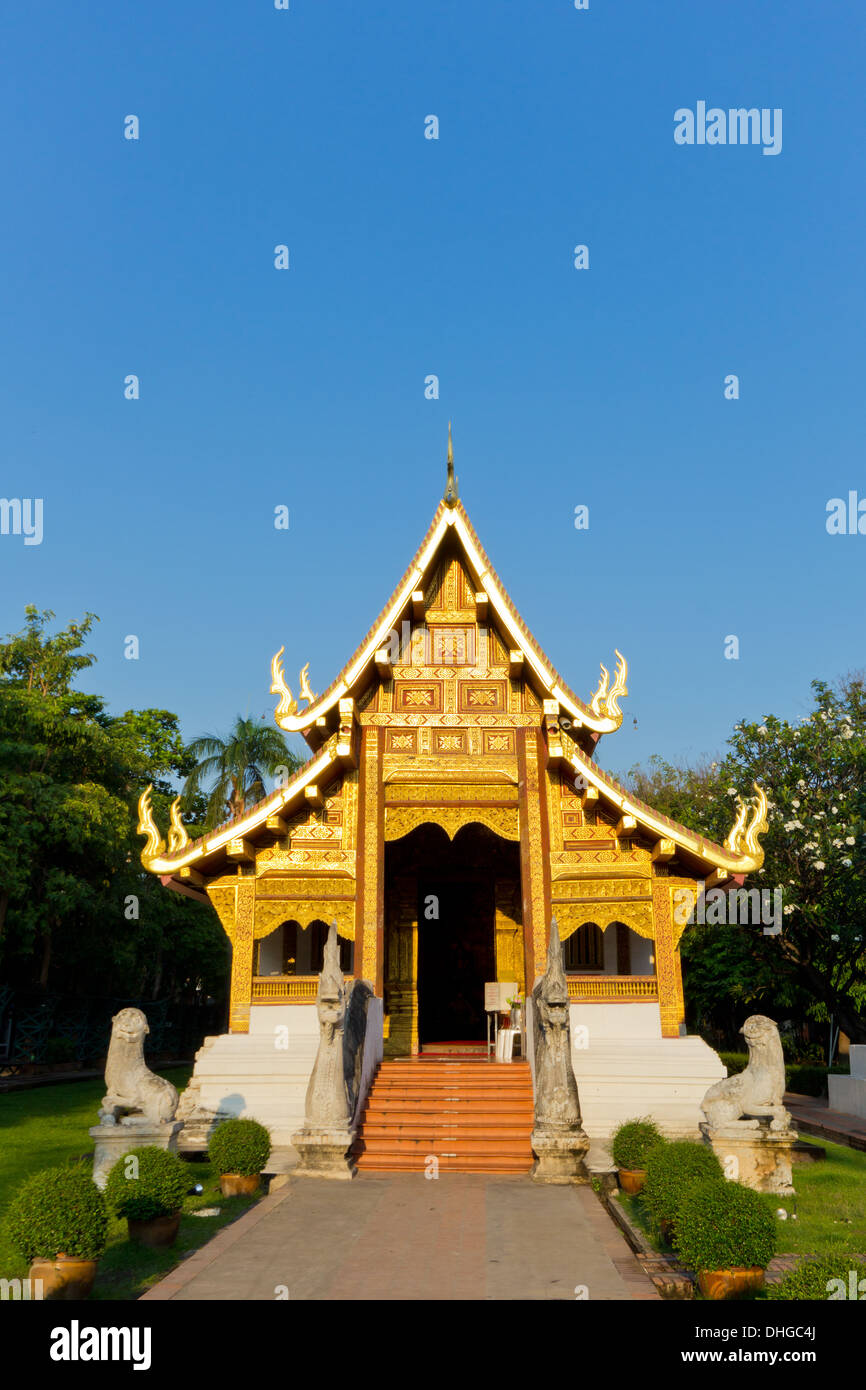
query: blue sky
[{"left": 1, "top": 1, "right": 863, "bottom": 781}]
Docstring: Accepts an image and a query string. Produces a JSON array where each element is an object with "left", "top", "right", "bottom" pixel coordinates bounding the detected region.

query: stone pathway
[
  {"left": 142, "top": 1174, "right": 658, "bottom": 1301},
  {"left": 785, "top": 1091, "right": 866, "bottom": 1152}
]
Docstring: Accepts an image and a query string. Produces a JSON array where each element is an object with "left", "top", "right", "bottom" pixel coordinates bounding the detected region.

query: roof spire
[{"left": 444, "top": 420, "right": 459, "bottom": 506}]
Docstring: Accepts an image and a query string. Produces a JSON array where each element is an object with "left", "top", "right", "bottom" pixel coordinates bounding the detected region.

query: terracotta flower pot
[
  {"left": 617, "top": 1168, "right": 646, "bottom": 1195},
  {"left": 698, "top": 1267, "right": 765, "bottom": 1301},
  {"left": 29, "top": 1255, "right": 98, "bottom": 1300},
  {"left": 127, "top": 1211, "right": 181, "bottom": 1248},
  {"left": 219, "top": 1172, "right": 261, "bottom": 1197}
]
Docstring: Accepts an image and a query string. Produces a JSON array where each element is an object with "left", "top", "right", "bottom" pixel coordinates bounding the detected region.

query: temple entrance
[
  {"left": 417, "top": 876, "right": 495, "bottom": 1043},
  {"left": 384, "top": 822, "right": 523, "bottom": 1055}
]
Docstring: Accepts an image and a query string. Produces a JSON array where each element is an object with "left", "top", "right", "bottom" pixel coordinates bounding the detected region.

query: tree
[
  {"left": 183, "top": 716, "right": 304, "bottom": 827},
  {"left": 622, "top": 675, "right": 866, "bottom": 1043},
  {"left": 0, "top": 606, "right": 99, "bottom": 696},
  {"left": 0, "top": 608, "right": 226, "bottom": 1004}
]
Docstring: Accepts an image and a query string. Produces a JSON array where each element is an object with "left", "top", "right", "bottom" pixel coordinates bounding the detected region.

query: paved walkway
[
  {"left": 142, "top": 1175, "right": 658, "bottom": 1301},
  {"left": 785, "top": 1091, "right": 866, "bottom": 1152}
]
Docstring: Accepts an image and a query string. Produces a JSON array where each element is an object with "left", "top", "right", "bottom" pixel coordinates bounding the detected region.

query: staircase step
[
  {"left": 354, "top": 1057, "right": 535, "bottom": 1175},
  {"left": 355, "top": 1137, "right": 531, "bottom": 1155},
  {"left": 362, "top": 1103, "right": 533, "bottom": 1119}
]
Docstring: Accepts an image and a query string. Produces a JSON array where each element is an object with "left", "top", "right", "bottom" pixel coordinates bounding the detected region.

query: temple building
[{"left": 138, "top": 434, "right": 767, "bottom": 1158}]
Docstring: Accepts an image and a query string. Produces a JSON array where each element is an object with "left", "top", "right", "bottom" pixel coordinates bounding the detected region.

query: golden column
[
  {"left": 229, "top": 874, "right": 256, "bottom": 1034},
  {"left": 652, "top": 881, "right": 686, "bottom": 1038}
]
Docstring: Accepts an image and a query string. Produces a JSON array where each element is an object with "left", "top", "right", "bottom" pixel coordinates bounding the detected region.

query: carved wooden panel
[
  {"left": 427, "top": 625, "right": 476, "bottom": 665},
  {"left": 384, "top": 875, "right": 418, "bottom": 1057},
  {"left": 432, "top": 730, "right": 468, "bottom": 754},
  {"left": 458, "top": 680, "right": 507, "bottom": 713},
  {"left": 483, "top": 730, "right": 515, "bottom": 754},
  {"left": 394, "top": 681, "right": 443, "bottom": 713},
  {"left": 386, "top": 730, "right": 418, "bottom": 753}
]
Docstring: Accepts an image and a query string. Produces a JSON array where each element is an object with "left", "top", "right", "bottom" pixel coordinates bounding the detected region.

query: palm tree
[{"left": 183, "top": 716, "right": 304, "bottom": 828}]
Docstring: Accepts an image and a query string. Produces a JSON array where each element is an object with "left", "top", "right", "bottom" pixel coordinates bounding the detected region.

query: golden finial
[
  {"left": 444, "top": 420, "right": 459, "bottom": 506},
  {"left": 298, "top": 662, "right": 316, "bottom": 707},
  {"left": 167, "top": 795, "right": 190, "bottom": 854},
  {"left": 271, "top": 646, "right": 299, "bottom": 722},
  {"left": 137, "top": 785, "right": 166, "bottom": 868}
]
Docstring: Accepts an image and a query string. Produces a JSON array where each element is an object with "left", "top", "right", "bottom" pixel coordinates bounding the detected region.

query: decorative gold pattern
[
  {"left": 567, "top": 976, "right": 657, "bottom": 1001},
  {"left": 384, "top": 876, "right": 418, "bottom": 1056},
  {"left": 386, "top": 732, "right": 417, "bottom": 751},
  {"left": 552, "top": 900, "right": 654, "bottom": 940},
  {"left": 553, "top": 878, "right": 651, "bottom": 899},
  {"left": 521, "top": 734, "right": 548, "bottom": 970},
  {"left": 253, "top": 898, "right": 355, "bottom": 940},
  {"left": 494, "top": 879, "right": 525, "bottom": 994},
  {"left": 251, "top": 975, "right": 318, "bottom": 1002},
  {"left": 653, "top": 882, "right": 685, "bottom": 1038},
  {"left": 384, "top": 805, "right": 519, "bottom": 842},
  {"left": 361, "top": 729, "right": 381, "bottom": 983},
  {"left": 206, "top": 884, "right": 237, "bottom": 941},
  {"left": 385, "top": 783, "right": 518, "bottom": 804},
  {"left": 229, "top": 877, "right": 255, "bottom": 1033}
]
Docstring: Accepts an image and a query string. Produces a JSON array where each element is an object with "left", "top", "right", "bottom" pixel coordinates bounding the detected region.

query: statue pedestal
[
  {"left": 291, "top": 1128, "right": 356, "bottom": 1180},
  {"left": 701, "top": 1121, "right": 797, "bottom": 1196},
  {"left": 531, "top": 1128, "right": 590, "bottom": 1185},
  {"left": 89, "top": 1118, "right": 183, "bottom": 1189}
]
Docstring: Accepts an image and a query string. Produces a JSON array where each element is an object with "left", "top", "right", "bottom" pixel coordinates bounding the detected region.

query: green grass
[
  {"left": 614, "top": 1190, "right": 667, "bottom": 1252},
  {"left": 0, "top": 1070, "right": 265, "bottom": 1300},
  {"left": 773, "top": 1140, "right": 866, "bottom": 1256},
  {"left": 615, "top": 1139, "right": 866, "bottom": 1260}
]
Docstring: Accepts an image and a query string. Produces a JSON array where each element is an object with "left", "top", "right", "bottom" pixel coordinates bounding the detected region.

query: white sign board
[{"left": 484, "top": 982, "right": 517, "bottom": 1012}]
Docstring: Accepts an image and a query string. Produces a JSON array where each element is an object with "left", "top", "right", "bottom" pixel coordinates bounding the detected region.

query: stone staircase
[
  {"left": 353, "top": 1057, "right": 535, "bottom": 1173},
  {"left": 176, "top": 1008, "right": 319, "bottom": 1152}
]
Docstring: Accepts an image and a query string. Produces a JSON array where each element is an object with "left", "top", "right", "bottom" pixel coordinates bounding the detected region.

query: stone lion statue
[
  {"left": 100, "top": 1007, "right": 178, "bottom": 1125},
  {"left": 702, "top": 1014, "right": 791, "bottom": 1133}
]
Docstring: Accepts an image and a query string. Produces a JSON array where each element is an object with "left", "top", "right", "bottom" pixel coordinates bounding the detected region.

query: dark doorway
[
  {"left": 384, "top": 822, "right": 521, "bottom": 1053},
  {"left": 417, "top": 876, "right": 495, "bottom": 1042}
]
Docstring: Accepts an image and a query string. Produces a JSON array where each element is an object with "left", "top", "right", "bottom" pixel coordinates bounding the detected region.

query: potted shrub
[
  {"left": 674, "top": 1179, "right": 777, "bottom": 1299},
  {"left": 5, "top": 1165, "right": 108, "bottom": 1299},
  {"left": 610, "top": 1118, "right": 665, "bottom": 1193},
  {"left": 104, "top": 1146, "right": 188, "bottom": 1248},
  {"left": 208, "top": 1117, "right": 271, "bottom": 1195},
  {"left": 643, "top": 1140, "right": 724, "bottom": 1242}
]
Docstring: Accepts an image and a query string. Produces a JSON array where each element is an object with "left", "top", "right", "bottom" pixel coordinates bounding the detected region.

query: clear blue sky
[{"left": 2, "top": 1, "right": 863, "bottom": 780}]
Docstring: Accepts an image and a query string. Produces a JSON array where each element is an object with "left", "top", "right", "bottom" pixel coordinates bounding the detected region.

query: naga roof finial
[{"left": 444, "top": 420, "right": 459, "bottom": 507}]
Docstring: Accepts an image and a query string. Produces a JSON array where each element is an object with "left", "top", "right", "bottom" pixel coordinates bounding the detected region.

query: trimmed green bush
[
  {"left": 674, "top": 1180, "right": 777, "bottom": 1273},
  {"left": 104, "top": 1146, "right": 188, "bottom": 1222},
  {"left": 786, "top": 1064, "right": 846, "bottom": 1098},
  {"left": 718, "top": 1052, "right": 748, "bottom": 1076},
  {"left": 767, "top": 1256, "right": 866, "bottom": 1301},
  {"left": 643, "top": 1141, "right": 724, "bottom": 1229},
  {"left": 5, "top": 1165, "right": 109, "bottom": 1262},
  {"left": 208, "top": 1118, "right": 271, "bottom": 1176},
  {"left": 611, "top": 1118, "right": 665, "bottom": 1170}
]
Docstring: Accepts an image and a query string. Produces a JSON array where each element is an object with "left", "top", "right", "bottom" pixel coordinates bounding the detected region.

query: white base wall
[
  {"left": 179, "top": 1002, "right": 726, "bottom": 1171},
  {"left": 827, "top": 1075, "right": 866, "bottom": 1120},
  {"left": 179, "top": 1005, "right": 318, "bottom": 1154},
  {"left": 569, "top": 1008, "right": 726, "bottom": 1167}
]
